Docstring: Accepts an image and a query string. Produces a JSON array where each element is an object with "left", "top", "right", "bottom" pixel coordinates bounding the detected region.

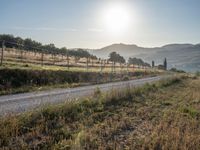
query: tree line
[
  {"left": 128, "top": 57, "right": 150, "bottom": 67},
  {"left": 0, "top": 34, "right": 152, "bottom": 68},
  {"left": 0, "top": 34, "right": 97, "bottom": 59},
  {"left": 108, "top": 52, "right": 150, "bottom": 67}
]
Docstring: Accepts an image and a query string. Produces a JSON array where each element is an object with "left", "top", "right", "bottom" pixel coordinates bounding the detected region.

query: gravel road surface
[{"left": 0, "top": 76, "right": 166, "bottom": 116}]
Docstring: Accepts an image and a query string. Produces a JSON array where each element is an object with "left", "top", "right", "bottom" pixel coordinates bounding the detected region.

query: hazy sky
[{"left": 0, "top": 0, "right": 200, "bottom": 49}]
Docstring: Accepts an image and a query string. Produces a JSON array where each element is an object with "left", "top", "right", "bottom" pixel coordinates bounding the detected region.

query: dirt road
[{"left": 0, "top": 76, "right": 166, "bottom": 116}]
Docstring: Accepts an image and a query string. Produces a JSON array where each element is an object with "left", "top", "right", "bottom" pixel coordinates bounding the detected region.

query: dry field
[
  {"left": 0, "top": 75, "right": 199, "bottom": 149},
  {"left": 1, "top": 48, "right": 155, "bottom": 73}
]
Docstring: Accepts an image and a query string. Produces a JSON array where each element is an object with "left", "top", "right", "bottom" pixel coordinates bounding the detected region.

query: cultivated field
[
  {"left": 0, "top": 48, "right": 163, "bottom": 95},
  {"left": 1, "top": 48, "right": 155, "bottom": 73}
]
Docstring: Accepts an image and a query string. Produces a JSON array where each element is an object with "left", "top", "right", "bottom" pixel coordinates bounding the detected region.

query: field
[
  {"left": 0, "top": 48, "right": 163, "bottom": 95},
  {"left": 1, "top": 60, "right": 153, "bottom": 73},
  {"left": 1, "top": 47, "right": 155, "bottom": 73},
  {"left": 0, "top": 75, "right": 199, "bottom": 149}
]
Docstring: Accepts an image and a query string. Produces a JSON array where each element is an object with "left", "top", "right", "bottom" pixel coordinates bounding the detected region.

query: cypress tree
[{"left": 164, "top": 58, "right": 167, "bottom": 70}]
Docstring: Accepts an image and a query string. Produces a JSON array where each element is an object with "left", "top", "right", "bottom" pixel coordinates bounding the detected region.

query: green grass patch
[{"left": 179, "top": 106, "right": 200, "bottom": 118}]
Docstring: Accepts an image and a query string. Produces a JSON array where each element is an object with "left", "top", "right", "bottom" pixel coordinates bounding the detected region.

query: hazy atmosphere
[
  {"left": 1, "top": 0, "right": 200, "bottom": 48},
  {"left": 0, "top": 1, "right": 200, "bottom": 149}
]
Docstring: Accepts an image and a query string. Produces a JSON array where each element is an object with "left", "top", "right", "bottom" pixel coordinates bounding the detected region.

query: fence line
[{"left": 0, "top": 40, "right": 154, "bottom": 73}]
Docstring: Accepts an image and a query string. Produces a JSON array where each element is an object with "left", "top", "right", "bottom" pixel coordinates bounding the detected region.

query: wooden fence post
[
  {"left": 86, "top": 57, "right": 89, "bottom": 71},
  {"left": 132, "top": 64, "right": 134, "bottom": 72},
  {"left": 0, "top": 40, "right": 5, "bottom": 66},
  {"left": 20, "top": 50, "right": 23, "bottom": 62},
  {"left": 111, "top": 61, "right": 114, "bottom": 73},
  {"left": 67, "top": 55, "right": 69, "bottom": 70},
  {"left": 41, "top": 51, "right": 44, "bottom": 66},
  {"left": 100, "top": 59, "right": 103, "bottom": 73},
  {"left": 53, "top": 54, "right": 56, "bottom": 65}
]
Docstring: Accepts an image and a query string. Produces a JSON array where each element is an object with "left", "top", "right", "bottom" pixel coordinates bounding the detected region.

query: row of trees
[
  {"left": 0, "top": 34, "right": 96, "bottom": 59},
  {"left": 0, "top": 34, "right": 153, "bottom": 68},
  {"left": 108, "top": 52, "right": 150, "bottom": 67},
  {"left": 128, "top": 57, "right": 151, "bottom": 67}
]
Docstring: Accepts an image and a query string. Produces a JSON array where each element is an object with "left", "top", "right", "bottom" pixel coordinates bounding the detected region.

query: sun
[{"left": 103, "top": 4, "right": 131, "bottom": 34}]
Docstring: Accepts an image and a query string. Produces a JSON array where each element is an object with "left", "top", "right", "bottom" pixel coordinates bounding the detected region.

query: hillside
[
  {"left": 0, "top": 34, "right": 96, "bottom": 59},
  {"left": 0, "top": 75, "right": 200, "bottom": 149},
  {"left": 90, "top": 43, "right": 200, "bottom": 72},
  {"left": 89, "top": 43, "right": 156, "bottom": 58}
]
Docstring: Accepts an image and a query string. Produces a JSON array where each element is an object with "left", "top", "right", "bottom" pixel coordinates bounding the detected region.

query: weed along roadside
[
  {"left": 0, "top": 75, "right": 163, "bottom": 116},
  {"left": 1, "top": 75, "right": 199, "bottom": 149}
]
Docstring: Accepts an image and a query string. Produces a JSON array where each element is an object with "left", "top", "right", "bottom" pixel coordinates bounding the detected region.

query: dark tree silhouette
[
  {"left": 108, "top": 52, "right": 125, "bottom": 64},
  {"left": 164, "top": 58, "right": 167, "bottom": 70},
  {"left": 128, "top": 57, "right": 150, "bottom": 67},
  {"left": 108, "top": 52, "right": 125, "bottom": 72},
  {"left": 152, "top": 61, "right": 155, "bottom": 68},
  {"left": 0, "top": 34, "right": 97, "bottom": 59}
]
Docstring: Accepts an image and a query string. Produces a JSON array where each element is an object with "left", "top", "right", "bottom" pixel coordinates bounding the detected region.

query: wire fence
[{"left": 0, "top": 40, "right": 154, "bottom": 73}]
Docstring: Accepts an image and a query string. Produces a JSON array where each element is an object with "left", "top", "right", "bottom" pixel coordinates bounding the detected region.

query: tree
[
  {"left": 108, "top": 52, "right": 125, "bottom": 72},
  {"left": 152, "top": 61, "right": 155, "bottom": 68},
  {"left": 164, "top": 58, "right": 167, "bottom": 70},
  {"left": 0, "top": 34, "right": 16, "bottom": 48},
  {"left": 60, "top": 47, "right": 70, "bottom": 69},
  {"left": 24, "top": 38, "right": 42, "bottom": 52},
  {"left": 60, "top": 47, "right": 68, "bottom": 55},
  {"left": 0, "top": 34, "right": 97, "bottom": 59},
  {"left": 108, "top": 52, "right": 125, "bottom": 64},
  {"left": 15, "top": 37, "right": 24, "bottom": 49},
  {"left": 128, "top": 57, "right": 150, "bottom": 67}
]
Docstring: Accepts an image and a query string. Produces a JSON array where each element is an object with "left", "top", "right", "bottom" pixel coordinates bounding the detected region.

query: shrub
[
  {"left": 158, "top": 76, "right": 182, "bottom": 87},
  {"left": 122, "top": 76, "right": 129, "bottom": 81},
  {"left": 170, "top": 68, "right": 185, "bottom": 73}
]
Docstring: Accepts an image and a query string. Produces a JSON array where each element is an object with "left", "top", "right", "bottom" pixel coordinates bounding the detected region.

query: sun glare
[{"left": 102, "top": 4, "right": 131, "bottom": 34}]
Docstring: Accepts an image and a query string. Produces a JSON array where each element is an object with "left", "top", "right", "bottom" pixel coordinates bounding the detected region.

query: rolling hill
[{"left": 90, "top": 43, "right": 200, "bottom": 72}]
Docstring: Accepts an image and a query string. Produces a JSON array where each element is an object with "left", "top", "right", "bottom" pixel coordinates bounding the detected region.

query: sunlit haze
[
  {"left": 0, "top": 0, "right": 200, "bottom": 48},
  {"left": 101, "top": 3, "right": 132, "bottom": 35},
  {"left": 1, "top": 1, "right": 200, "bottom": 147}
]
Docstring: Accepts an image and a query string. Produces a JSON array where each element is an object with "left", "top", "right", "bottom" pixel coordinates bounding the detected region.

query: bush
[
  {"left": 122, "top": 76, "right": 129, "bottom": 81},
  {"left": 170, "top": 68, "right": 185, "bottom": 73},
  {"left": 158, "top": 76, "right": 182, "bottom": 87}
]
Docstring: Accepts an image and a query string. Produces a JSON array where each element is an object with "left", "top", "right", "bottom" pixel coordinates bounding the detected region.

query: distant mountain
[
  {"left": 161, "top": 44, "right": 194, "bottom": 50},
  {"left": 90, "top": 43, "right": 200, "bottom": 72},
  {"left": 89, "top": 43, "right": 158, "bottom": 58}
]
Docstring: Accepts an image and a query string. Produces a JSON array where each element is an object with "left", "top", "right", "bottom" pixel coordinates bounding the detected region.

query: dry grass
[
  {"left": 1, "top": 59, "right": 158, "bottom": 73},
  {"left": 0, "top": 75, "right": 199, "bottom": 149},
  {"left": 2, "top": 48, "right": 161, "bottom": 73}
]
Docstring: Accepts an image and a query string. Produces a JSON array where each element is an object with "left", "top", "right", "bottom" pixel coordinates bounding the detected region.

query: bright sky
[{"left": 0, "top": 0, "right": 200, "bottom": 49}]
